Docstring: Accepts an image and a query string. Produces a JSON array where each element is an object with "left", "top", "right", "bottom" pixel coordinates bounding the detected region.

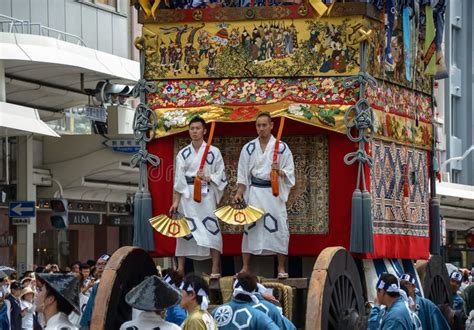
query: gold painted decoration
[
  {"left": 152, "top": 102, "right": 432, "bottom": 149},
  {"left": 214, "top": 203, "right": 265, "bottom": 226},
  {"left": 149, "top": 212, "right": 192, "bottom": 237},
  {"left": 142, "top": 17, "right": 366, "bottom": 79}
]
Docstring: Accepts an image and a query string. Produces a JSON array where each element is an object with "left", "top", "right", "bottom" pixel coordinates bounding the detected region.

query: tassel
[
  {"left": 350, "top": 189, "right": 363, "bottom": 253},
  {"left": 141, "top": 191, "right": 156, "bottom": 251},
  {"left": 361, "top": 190, "right": 374, "bottom": 252},
  {"left": 430, "top": 197, "right": 441, "bottom": 255},
  {"left": 194, "top": 176, "right": 202, "bottom": 203}
]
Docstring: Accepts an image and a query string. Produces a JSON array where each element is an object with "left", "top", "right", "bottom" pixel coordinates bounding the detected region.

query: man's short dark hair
[
  {"left": 80, "top": 263, "right": 90, "bottom": 270},
  {"left": 379, "top": 273, "right": 400, "bottom": 298},
  {"left": 166, "top": 268, "right": 183, "bottom": 287},
  {"left": 256, "top": 112, "right": 272, "bottom": 122},
  {"left": 189, "top": 116, "right": 207, "bottom": 129},
  {"left": 236, "top": 272, "right": 257, "bottom": 293},
  {"left": 182, "top": 274, "right": 209, "bottom": 305}
]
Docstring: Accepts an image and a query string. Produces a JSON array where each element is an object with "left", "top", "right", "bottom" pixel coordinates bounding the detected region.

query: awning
[
  {"left": 0, "top": 101, "right": 59, "bottom": 137},
  {"left": 437, "top": 182, "right": 474, "bottom": 231}
]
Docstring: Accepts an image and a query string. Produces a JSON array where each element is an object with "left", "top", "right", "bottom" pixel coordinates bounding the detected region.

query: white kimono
[
  {"left": 237, "top": 135, "right": 295, "bottom": 255},
  {"left": 174, "top": 142, "right": 227, "bottom": 259}
]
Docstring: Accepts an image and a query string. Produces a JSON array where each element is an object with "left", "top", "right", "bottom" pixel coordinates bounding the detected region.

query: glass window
[{"left": 95, "top": 0, "right": 117, "bottom": 7}]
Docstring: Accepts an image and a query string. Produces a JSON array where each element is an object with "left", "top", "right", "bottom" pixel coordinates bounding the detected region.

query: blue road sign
[{"left": 9, "top": 201, "right": 36, "bottom": 218}]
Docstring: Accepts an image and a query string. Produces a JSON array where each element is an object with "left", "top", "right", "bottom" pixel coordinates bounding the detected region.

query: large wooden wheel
[
  {"left": 305, "top": 247, "right": 365, "bottom": 330},
  {"left": 90, "top": 246, "right": 158, "bottom": 330},
  {"left": 416, "top": 255, "right": 452, "bottom": 306}
]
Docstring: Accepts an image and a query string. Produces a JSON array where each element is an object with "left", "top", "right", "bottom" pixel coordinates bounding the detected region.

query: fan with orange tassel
[{"left": 193, "top": 122, "right": 216, "bottom": 203}]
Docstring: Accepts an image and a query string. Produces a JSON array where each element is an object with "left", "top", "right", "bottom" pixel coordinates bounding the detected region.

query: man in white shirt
[{"left": 35, "top": 273, "right": 80, "bottom": 329}]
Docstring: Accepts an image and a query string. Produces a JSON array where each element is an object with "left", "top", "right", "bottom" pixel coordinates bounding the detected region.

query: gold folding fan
[
  {"left": 149, "top": 212, "right": 192, "bottom": 238},
  {"left": 214, "top": 202, "right": 264, "bottom": 226}
]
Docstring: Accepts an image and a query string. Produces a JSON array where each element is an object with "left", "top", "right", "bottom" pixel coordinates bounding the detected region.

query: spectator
[
  {"left": 0, "top": 290, "right": 9, "bottom": 330},
  {"left": 80, "top": 254, "right": 110, "bottom": 328},
  {"left": 451, "top": 271, "right": 465, "bottom": 311},
  {"left": 20, "top": 287, "right": 35, "bottom": 330},
  {"left": 70, "top": 262, "right": 81, "bottom": 275},
  {"left": 6, "top": 281, "right": 22, "bottom": 330}
]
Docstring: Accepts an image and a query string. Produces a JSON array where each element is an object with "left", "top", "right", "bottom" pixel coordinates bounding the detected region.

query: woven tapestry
[
  {"left": 174, "top": 135, "right": 329, "bottom": 234},
  {"left": 371, "top": 140, "right": 429, "bottom": 237}
]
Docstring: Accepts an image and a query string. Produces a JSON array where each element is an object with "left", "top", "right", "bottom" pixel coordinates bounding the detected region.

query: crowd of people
[
  {"left": 366, "top": 269, "right": 474, "bottom": 330},
  {"left": 0, "top": 253, "right": 110, "bottom": 329}
]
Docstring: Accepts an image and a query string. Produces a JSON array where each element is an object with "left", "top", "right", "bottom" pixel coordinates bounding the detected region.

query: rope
[
  {"left": 343, "top": 41, "right": 377, "bottom": 191},
  {"left": 261, "top": 282, "right": 292, "bottom": 319},
  {"left": 131, "top": 50, "right": 160, "bottom": 192}
]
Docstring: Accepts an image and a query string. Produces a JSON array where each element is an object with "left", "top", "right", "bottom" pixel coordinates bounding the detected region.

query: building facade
[
  {"left": 0, "top": 0, "right": 139, "bottom": 273},
  {"left": 437, "top": 0, "right": 474, "bottom": 268}
]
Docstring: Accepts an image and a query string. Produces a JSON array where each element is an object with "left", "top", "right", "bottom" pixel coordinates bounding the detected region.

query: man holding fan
[
  {"left": 234, "top": 113, "right": 295, "bottom": 279},
  {"left": 170, "top": 116, "right": 227, "bottom": 278}
]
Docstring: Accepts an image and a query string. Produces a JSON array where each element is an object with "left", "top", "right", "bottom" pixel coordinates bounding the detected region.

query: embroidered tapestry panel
[{"left": 371, "top": 140, "right": 430, "bottom": 237}]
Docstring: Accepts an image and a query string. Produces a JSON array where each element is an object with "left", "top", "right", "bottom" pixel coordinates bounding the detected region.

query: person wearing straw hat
[
  {"left": 20, "top": 286, "right": 35, "bottom": 330},
  {"left": 35, "top": 273, "right": 79, "bottom": 329},
  {"left": 170, "top": 116, "right": 227, "bottom": 278},
  {"left": 180, "top": 274, "right": 217, "bottom": 330},
  {"left": 233, "top": 113, "right": 295, "bottom": 279},
  {"left": 450, "top": 271, "right": 465, "bottom": 312},
  {"left": 211, "top": 272, "right": 279, "bottom": 329},
  {"left": 367, "top": 273, "right": 414, "bottom": 329},
  {"left": 399, "top": 273, "right": 449, "bottom": 329},
  {"left": 120, "top": 275, "right": 181, "bottom": 330}
]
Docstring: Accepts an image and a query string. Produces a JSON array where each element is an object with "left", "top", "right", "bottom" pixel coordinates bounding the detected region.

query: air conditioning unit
[{"left": 107, "top": 105, "right": 135, "bottom": 135}]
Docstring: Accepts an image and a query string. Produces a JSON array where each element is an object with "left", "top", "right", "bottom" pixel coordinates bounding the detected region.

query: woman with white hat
[{"left": 20, "top": 286, "right": 35, "bottom": 330}]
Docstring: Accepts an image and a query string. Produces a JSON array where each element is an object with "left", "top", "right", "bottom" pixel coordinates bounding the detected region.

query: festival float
[{"left": 91, "top": 0, "right": 449, "bottom": 329}]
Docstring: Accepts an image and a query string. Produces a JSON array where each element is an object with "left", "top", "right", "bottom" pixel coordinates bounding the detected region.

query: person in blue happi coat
[
  {"left": 367, "top": 272, "right": 415, "bottom": 329},
  {"left": 399, "top": 273, "right": 450, "bottom": 330},
  {"left": 252, "top": 282, "right": 296, "bottom": 330},
  {"left": 163, "top": 269, "right": 188, "bottom": 326},
  {"left": 450, "top": 270, "right": 465, "bottom": 311},
  {"left": 211, "top": 272, "right": 279, "bottom": 330}
]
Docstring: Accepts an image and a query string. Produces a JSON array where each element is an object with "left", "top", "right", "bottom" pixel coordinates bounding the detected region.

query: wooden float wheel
[
  {"left": 90, "top": 246, "right": 158, "bottom": 330},
  {"left": 305, "top": 247, "right": 365, "bottom": 330},
  {"left": 416, "top": 255, "right": 452, "bottom": 306}
]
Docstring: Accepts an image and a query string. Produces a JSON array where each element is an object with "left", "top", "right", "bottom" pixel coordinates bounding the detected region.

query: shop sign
[
  {"left": 103, "top": 139, "right": 140, "bottom": 153},
  {"left": 11, "top": 218, "right": 31, "bottom": 225},
  {"left": 106, "top": 215, "right": 133, "bottom": 226},
  {"left": 69, "top": 212, "right": 102, "bottom": 225}
]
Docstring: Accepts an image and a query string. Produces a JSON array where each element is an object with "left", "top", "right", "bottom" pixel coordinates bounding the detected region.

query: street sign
[
  {"left": 69, "top": 212, "right": 101, "bottom": 225},
  {"left": 103, "top": 139, "right": 140, "bottom": 153},
  {"left": 9, "top": 201, "right": 36, "bottom": 218},
  {"left": 106, "top": 215, "right": 133, "bottom": 226},
  {"left": 11, "top": 218, "right": 31, "bottom": 225}
]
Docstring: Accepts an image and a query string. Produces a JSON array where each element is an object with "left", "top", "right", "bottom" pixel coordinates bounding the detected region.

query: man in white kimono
[
  {"left": 170, "top": 116, "right": 227, "bottom": 278},
  {"left": 234, "top": 113, "right": 295, "bottom": 278}
]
